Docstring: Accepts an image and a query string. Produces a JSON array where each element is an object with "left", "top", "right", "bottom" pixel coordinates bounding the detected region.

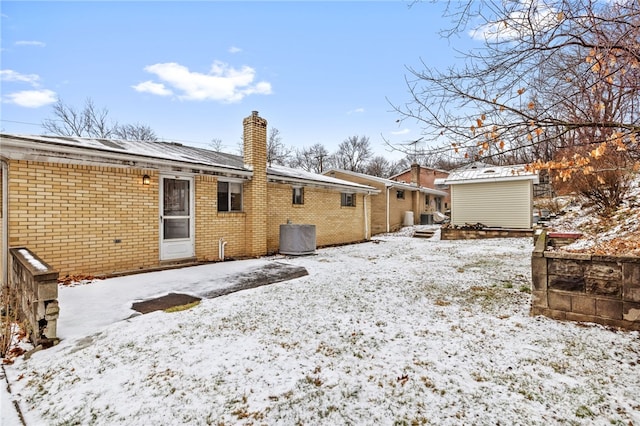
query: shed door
[{"left": 160, "top": 176, "right": 194, "bottom": 260}]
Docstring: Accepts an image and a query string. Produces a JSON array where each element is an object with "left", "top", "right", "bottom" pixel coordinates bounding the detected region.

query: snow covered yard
[{"left": 4, "top": 229, "right": 640, "bottom": 425}]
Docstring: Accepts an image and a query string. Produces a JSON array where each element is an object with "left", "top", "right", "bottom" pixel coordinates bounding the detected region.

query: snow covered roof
[
  {"left": 0, "top": 133, "right": 376, "bottom": 192},
  {"left": 0, "top": 133, "right": 249, "bottom": 175},
  {"left": 323, "top": 168, "right": 448, "bottom": 197},
  {"left": 268, "top": 165, "right": 377, "bottom": 193},
  {"left": 442, "top": 162, "right": 539, "bottom": 185},
  {"left": 387, "top": 165, "right": 450, "bottom": 180}
]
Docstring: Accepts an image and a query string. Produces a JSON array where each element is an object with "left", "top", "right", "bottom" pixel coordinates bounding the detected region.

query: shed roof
[{"left": 440, "top": 162, "right": 539, "bottom": 185}]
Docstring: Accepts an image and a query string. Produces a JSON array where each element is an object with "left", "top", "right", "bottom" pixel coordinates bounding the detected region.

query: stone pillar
[{"left": 243, "top": 111, "right": 268, "bottom": 257}]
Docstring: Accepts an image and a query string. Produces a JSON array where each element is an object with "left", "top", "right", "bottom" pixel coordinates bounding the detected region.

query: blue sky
[{"left": 1, "top": 1, "right": 475, "bottom": 159}]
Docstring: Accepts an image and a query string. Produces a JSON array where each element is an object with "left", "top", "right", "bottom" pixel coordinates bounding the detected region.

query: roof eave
[
  {"left": 0, "top": 136, "right": 253, "bottom": 178},
  {"left": 445, "top": 175, "right": 539, "bottom": 185},
  {"left": 268, "top": 173, "right": 379, "bottom": 194}
]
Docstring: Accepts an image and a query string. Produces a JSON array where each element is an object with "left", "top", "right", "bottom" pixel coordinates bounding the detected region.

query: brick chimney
[
  {"left": 410, "top": 163, "right": 421, "bottom": 187},
  {"left": 243, "top": 111, "right": 267, "bottom": 171},
  {"left": 242, "top": 111, "right": 268, "bottom": 256}
]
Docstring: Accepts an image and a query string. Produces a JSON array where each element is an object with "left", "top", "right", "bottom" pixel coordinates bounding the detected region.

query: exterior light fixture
[{"left": 142, "top": 174, "right": 151, "bottom": 185}]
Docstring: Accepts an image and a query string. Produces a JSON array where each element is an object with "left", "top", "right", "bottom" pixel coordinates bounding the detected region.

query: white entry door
[{"left": 160, "top": 176, "right": 195, "bottom": 260}]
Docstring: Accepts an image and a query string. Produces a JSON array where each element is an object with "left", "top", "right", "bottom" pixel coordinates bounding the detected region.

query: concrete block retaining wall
[
  {"left": 531, "top": 231, "right": 640, "bottom": 331},
  {"left": 441, "top": 227, "right": 534, "bottom": 240},
  {"left": 8, "top": 247, "right": 60, "bottom": 346}
]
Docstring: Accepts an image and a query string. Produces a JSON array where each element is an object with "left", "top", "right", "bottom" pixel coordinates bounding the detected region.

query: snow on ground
[
  {"left": 546, "top": 173, "right": 640, "bottom": 256},
  {"left": 4, "top": 228, "right": 640, "bottom": 425}
]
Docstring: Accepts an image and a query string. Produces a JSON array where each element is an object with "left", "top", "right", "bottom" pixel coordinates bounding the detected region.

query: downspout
[
  {"left": 386, "top": 185, "right": 390, "bottom": 233},
  {"left": 1, "top": 160, "right": 8, "bottom": 285},
  {"left": 363, "top": 193, "right": 369, "bottom": 240}
]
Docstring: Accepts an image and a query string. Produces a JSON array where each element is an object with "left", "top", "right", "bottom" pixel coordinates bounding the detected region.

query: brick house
[
  {"left": 323, "top": 168, "right": 447, "bottom": 235},
  {"left": 0, "top": 111, "right": 377, "bottom": 280},
  {"left": 389, "top": 164, "right": 451, "bottom": 212}
]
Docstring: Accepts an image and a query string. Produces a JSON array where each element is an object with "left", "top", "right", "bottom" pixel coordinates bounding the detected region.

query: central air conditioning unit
[{"left": 279, "top": 224, "right": 316, "bottom": 255}]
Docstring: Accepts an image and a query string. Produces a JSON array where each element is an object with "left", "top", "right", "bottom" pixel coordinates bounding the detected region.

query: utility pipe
[{"left": 219, "top": 237, "right": 228, "bottom": 261}]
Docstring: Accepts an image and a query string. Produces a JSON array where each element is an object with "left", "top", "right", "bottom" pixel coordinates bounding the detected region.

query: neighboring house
[
  {"left": 389, "top": 164, "right": 451, "bottom": 212},
  {"left": 0, "top": 111, "right": 377, "bottom": 280},
  {"left": 323, "top": 168, "right": 448, "bottom": 235},
  {"left": 437, "top": 162, "right": 539, "bottom": 229}
]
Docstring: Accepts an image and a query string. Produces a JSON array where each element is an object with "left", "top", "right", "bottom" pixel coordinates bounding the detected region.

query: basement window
[
  {"left": 292, "top": 187, "right": 304, "bottom": 205},
  {"left": 341, "top": 193, "right": 356, "bottom": 207},
  {"left": 218, "top": 181, "right": 243, "bottom": 212}
]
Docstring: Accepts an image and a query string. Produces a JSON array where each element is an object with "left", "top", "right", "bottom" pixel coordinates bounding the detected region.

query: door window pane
[
  {"left": 164, "top": 218, "right": 190, "bottom": 239},
  {"left": 164, "top": 179, "right": 190, "bottom": 216}
]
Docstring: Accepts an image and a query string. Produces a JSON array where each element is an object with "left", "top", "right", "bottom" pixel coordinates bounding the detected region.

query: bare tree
[
  {"left": 290, "top": 143, "right": 330, "bottom": 173},
  {"left": 42, "top": 97, "right": 157, "bottom": 141},
  {"left": 331, "top": 135, "right": 373, "bottom": 172},
  {"left": 365, "top": 156, "right": 391, "bottom": 177},
  {"left": 209, "top": 138, "right": 224, "bottom": 152},
  {"left": 267, "top": 127, "right": 293, "bottom": 166},
  {"left": 113, "top": 123, "right": 157, "bottom": 141},
  {"left": 390, "top": 0, "right": 639, "bottom": 172},
  {"left": 42, "top": 98, "right": 98, "bottom": 137}
]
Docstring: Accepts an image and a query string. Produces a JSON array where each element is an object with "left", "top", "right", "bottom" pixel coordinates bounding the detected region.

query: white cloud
[
  {"left": 132, "top": 80, "right": 173, "bottom": 96},
  {"left": 0, "top": 69, "right": 41, "bottom": 86},
  {"left": 15, "top": 40, "right": 46, "bottom": 47},
  {"left": 390, "top": 128, "right": 410, "bottom": 135},
  {"left": 140, "top": 61, "right": 272, "bottom": 103},
  {"left": 469, "top": 0, "right": 558, "bottom": 41},
  {"left": 4, "top": 89, "right": 57, "bottom": 108},
  {"left": 228, "top": 46, "right": 242, "bottom": 54},
  {"left": 347, "top": 107, "right": 365, "bottom": 115}
]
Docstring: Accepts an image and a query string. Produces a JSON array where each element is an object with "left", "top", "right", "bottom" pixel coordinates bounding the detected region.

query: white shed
[{"left": 439, "top": 163, "right": 539, "bottom": 229}]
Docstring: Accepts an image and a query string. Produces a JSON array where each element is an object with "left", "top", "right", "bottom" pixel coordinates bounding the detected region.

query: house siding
[
  {"left": 266, "top": 183, "right": 370, "bottom": 253},
  {"left": 327, "top": 170, "right": 424, "bottom": 234},
  {"left": 450, "top": 180, "right": 533, "bottom": 229},
  {"left": 194, "top": 174, "right": 248, "bottom": 261},
  {"left": 392, "top": 167, "right": 451, "bottom": 210},
  {"left": 7, "top": 160, "right": 159, "bottom": 277}
]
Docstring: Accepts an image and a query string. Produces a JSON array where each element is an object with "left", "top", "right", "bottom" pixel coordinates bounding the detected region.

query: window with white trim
[
  {"left": 217, "top": 181, "right": 243, "bottom": 212},
  {"left": 292, "top": 187, "right": 304, "bottom": 205},
  {"left": 341, "top": 192, "right": 356, "bottom": 207}
]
